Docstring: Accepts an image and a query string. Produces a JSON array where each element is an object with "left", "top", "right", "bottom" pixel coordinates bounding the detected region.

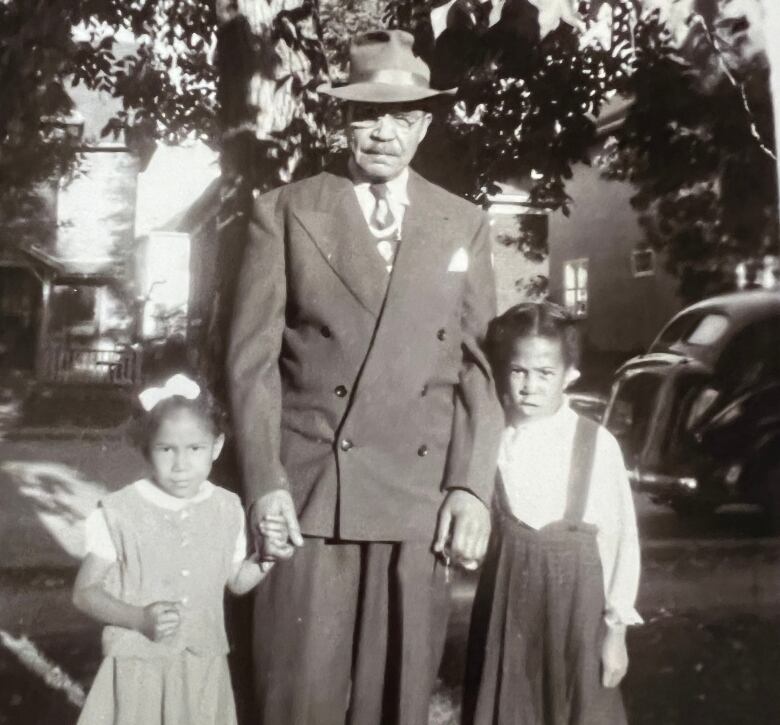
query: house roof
[{"left": 8, "top": 245, "right": 119, "bottom": 284}]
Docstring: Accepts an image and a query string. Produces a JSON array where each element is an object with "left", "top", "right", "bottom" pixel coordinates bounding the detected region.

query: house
[
  {"left": 487, "top": 188, "right": 549, "bottom": 312},
  {"left": 546, "top": 148, "right": 683, "bottom": 372},
  {"left": 0, "top": 67, "right": 219, "bottom": 388},
  {"left": 0, "top": 87, "right": 142, "bottom": 385}
]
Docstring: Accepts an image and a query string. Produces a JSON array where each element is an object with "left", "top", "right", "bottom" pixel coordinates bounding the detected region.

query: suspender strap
[
  {"left": 563, "top": 417, "right": 599, "bottom": 524},
  {"left": 492, "top": 471, "right": 512, "bottom": 517}
]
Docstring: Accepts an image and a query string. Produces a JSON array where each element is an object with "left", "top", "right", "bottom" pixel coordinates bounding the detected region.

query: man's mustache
[{"left": 364, "top": 145, "right": 398, "bottom": 155}]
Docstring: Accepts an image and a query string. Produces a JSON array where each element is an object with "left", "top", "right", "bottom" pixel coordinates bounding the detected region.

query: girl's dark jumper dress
[{"left": 464, "top": 417, "right": 628, "bottom": 725}]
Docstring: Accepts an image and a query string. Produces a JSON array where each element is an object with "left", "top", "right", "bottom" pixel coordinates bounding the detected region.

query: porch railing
[{"left": 42, "top": 344, "right": 142, "bottom": 387}]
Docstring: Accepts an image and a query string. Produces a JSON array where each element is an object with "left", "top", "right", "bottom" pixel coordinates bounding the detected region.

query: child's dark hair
[
  {"left": 485, "top": 302, "right": 581, "bottom": 371},
  {"left": 129, "top": 375, "right": 228, "bottom": 457}
]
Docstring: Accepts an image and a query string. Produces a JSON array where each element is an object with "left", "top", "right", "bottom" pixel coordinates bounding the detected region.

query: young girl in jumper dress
[
  {"left": 463, "top": 303, "right": 642, "bottom": 725},
  {"left": 73, "top": 374, "right": 286, "bottom": 725}
]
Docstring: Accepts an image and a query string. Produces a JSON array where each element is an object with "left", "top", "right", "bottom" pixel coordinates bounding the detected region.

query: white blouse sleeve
[
  {"left": 233, "top": 506, "right": 249, "bottom": 565},
  {"left": 83, "top": 507, "right": 117, "bottom": 562},
  {"left": 592, "top": 430, "right": 643, "bottom": 628}
]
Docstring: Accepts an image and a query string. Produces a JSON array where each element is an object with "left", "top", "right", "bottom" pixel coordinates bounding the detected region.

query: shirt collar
[
  {"left": 348, "top": 159, "right": 410, "bottom": 206},
  {"left": 135, "top": 478, "right": 215, "bottom": 510}
]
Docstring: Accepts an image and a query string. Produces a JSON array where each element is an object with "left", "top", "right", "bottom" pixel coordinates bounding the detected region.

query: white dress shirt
[
  {"left": 83, "top": 479, "right": 247, "bottom": 565},
  {"left": 350, "top": 162, "right": 410, "bottom": 271},
  {"left": 498, "top": 402, "right": 643, "bottom": 628}
]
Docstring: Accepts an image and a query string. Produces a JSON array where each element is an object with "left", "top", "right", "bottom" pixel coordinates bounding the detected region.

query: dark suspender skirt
[{"left": 463, "top": 417, "right": 628, "bottom": 725}]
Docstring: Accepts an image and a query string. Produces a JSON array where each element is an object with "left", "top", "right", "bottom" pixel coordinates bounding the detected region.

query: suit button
[
  {"left": 335, "top": 385, "right": 348, "bottom": 398},
  {"left": 421, "top": 384, "right": 428, "bottom": 396},
  {"left": 436, "top": 328, "right": 446, "bottom": 341},
  {"left": 340, "top": 439, "right": 353, "bottom": 451},
  {"left": 321, "top": 325, "right": 332, "bottom": 338},
  {"left": 417, "top": 444, "right": 428, "bottom": 457}
]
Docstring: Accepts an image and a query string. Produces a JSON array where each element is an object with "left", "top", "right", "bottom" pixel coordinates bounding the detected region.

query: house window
[
  {"left": 631, "top": 248, "right": 656, "bottom": 277},
  {"left": 563, "top": 258, "right": 588, "bottom": 318}
]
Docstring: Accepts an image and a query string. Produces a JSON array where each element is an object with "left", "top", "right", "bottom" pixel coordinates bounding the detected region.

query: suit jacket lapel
[
  {"left": 386, "top": 173, "right": 452, "bottom": 314},
  {"left": 292, "top": 174, "right": 388, "bottom": 317}
]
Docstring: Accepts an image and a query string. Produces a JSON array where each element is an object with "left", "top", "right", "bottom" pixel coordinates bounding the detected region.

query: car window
[
  {"left": 684, "top": 314, "right": 730, "bottom": 345},
  {"left": 715, "top": 317, "right": 780, "bottom": 390},
  {"left": 606, "top": 373, "right": 661, "bottom": 459},
  {"left": 652, "top": 312, "right": 703, "bottom": 349}
]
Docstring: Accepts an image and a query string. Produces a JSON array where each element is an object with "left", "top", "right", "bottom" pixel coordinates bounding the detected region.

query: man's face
[{"left": 345, "top": 102, "right": 433, "bottom": 182}]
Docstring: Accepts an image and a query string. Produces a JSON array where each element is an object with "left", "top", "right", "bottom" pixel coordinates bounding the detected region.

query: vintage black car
[{"left": 603, "top": 290, "right": 780, "bottom": 528}]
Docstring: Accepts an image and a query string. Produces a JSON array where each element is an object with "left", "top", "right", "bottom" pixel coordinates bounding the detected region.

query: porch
[{"left": 40, "top": 343, "right": 142, "bottom": 387}]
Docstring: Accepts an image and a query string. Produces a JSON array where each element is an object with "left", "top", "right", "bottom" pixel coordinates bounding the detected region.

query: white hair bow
[{"left": 138, "top": 374, "right": 201, "bottom": 412}]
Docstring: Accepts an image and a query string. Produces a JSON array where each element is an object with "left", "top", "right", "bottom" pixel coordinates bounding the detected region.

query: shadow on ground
[
  {"left": 1, "top": 608, "right": 779, "bottom": 725},
  {"left": 0, "top": 371, "right": 134, "bottom": 437},
  {"left": 432, "top": 606, "right": 780, "bottom": 725}
]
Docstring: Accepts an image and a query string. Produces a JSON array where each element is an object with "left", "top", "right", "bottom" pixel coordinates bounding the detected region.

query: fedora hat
[{"left": 318, "top": 29, "right": 455, "bottom": 103}]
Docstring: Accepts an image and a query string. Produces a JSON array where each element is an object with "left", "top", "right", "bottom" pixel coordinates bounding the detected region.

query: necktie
[
  {"left": 369, "top": 183, "right": 395, "bottom": 234},
  {"left": 369, "top": 183, "right": 399, "bottom": 269}
]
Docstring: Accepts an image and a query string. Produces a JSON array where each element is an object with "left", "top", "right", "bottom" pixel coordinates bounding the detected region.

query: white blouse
[
  {"left": 83, "top": 479, "right": 248, "bottom": 566},
  {"left": 498, "top": 403, "right": 642, "bottom": 628}
]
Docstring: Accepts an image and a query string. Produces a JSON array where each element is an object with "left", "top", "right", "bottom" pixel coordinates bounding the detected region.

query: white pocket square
[{"left": 447, "top": 247, "right": 469, "bottom": 272}]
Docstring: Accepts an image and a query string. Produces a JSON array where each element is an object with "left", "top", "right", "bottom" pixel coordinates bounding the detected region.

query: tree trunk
[
  {"left": 203, "top": 0, "right": 328, "bottom": 393},
  {"left": 216, "top": 0, "right": 328, "bottom": 185}
]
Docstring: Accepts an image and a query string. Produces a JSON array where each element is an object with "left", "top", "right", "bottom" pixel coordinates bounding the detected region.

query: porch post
[{"left": 35, "top": 276, "right": 52, "bottom": 379}]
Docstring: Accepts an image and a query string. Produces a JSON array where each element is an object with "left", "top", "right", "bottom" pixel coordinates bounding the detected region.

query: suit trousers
[{"left": 252, "top": 537, "right": 451, "bottom": 725}]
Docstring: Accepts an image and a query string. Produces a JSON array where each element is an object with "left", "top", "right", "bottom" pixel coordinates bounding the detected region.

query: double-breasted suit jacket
[{"left": 228, "top": 164, "right": 503, "bottom": 542}]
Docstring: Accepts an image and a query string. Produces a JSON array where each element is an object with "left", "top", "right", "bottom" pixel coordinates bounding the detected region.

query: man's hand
[
  {"left": 601, "top": 626, "right": 629, "bottom": 688},
  {"left": 250, "top": 489, "right": 304, "bottom": 561},
  {"left": 433, "top": 489, "right": 491, "bottom": 569}
]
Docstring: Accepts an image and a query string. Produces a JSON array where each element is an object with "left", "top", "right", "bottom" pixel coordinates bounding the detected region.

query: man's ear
[
  {"left": 418, "top": 112, "right": 433, "bottom": 141},
  {"left": 564, "top": 368, "right": 581, "bottom": 389}
]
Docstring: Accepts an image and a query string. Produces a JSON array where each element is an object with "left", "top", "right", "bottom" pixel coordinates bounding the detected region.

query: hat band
[{"left": 349, "top": 69, "right": 430, "bottom": 89}]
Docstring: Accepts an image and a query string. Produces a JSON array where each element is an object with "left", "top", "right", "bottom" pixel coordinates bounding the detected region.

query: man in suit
[{"left": 228, "top": 29, "right": 503, "bottom": 725}]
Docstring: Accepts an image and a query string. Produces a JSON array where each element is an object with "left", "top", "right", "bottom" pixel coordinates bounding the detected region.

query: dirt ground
[
  {"left": 2, "top": 382, "right": 779, "bottom": 725},
  {"left": 1, "top": 606, "right": 779, "bottom": 725}
]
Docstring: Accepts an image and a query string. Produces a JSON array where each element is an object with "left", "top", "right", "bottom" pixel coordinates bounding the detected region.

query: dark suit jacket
[{"left": 228, "top": 165, "right": 503, "bottom": 541}]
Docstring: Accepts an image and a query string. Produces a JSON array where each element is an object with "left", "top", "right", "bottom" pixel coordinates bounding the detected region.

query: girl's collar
[{"left": 134, "top": 478, "right": 215, "bottom": 510}]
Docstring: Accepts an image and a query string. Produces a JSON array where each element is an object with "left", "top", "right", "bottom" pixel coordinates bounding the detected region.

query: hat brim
[{"left": 317, "top": 81, "right": 456, "bottom": 103}]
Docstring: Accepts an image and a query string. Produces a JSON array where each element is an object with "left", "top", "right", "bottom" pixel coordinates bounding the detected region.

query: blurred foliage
[
  {"left": 0, "top": 0, "right": 220, "bottom": 227},
  {"left": 1, "top": 0, "right": 777, "bottom": 304},
  {"left": 383, "top": 0, "right": 642, "bottom": 265},
  {"left": 598, "top": 3, "right": 778, "bottom": 302},
  {"left": 0, "top": 0, "right": 381, "bottom": 217}
]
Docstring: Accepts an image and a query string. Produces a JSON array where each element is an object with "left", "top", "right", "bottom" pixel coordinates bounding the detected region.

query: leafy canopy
[{"left": 1, "top": 0, "right": 776, "bottom": 301}]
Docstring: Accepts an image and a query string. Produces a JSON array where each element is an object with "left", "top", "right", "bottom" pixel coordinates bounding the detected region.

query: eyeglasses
[{"left": 348, "top": 105, "right": 427, "bottom": 129}]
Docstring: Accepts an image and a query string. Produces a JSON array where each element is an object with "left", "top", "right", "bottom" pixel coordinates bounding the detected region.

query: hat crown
[
  {"left": 317, "top": 28, "right": 453, "bottom": 103},
  {"left": 348, "top": 30, "right": 430, "bottom": 84}
]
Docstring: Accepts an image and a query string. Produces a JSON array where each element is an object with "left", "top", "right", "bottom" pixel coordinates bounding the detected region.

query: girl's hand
[
  {"left": 140, "top": 601, "right": 181, "bottom": 642},
  {"left": 601, "top": 626, "right": 629, "bottom": 688},
  {"left": 259, "top": 514, "right": 295, "bottom": 561}
]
